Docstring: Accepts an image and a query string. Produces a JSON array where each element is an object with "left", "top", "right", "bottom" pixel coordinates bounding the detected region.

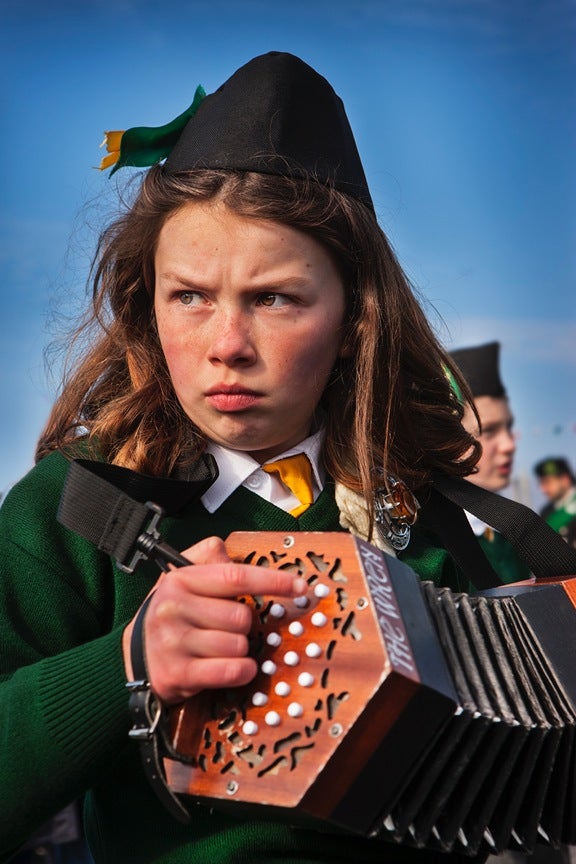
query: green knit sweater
[{"left": 0, "top": 451, "right": 482, "bottom": 864}]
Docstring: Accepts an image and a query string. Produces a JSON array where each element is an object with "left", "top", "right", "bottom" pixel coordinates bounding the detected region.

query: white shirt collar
[
  {"left": 201, "top": 429, "right": 326, "bottom": 513},
  {"left": 465, "top": 489, "right": 512, "bottom": 536},
  {"left": 466, "top": 510, "right": 490, "bottom": 537}
]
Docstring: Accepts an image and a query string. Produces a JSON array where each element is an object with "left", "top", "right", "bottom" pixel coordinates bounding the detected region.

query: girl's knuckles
[
  {"left": 230, "top": 602, "right": 253, "bottom": 632},
  {"left": 221, "top": 562, "right": 251, "bottom": 591},
  {"left": 153, "top": 597, "right": 182, "bottom": 622},
  {"left": 195, "top": 535, "right": 228, "bottom": 560}
]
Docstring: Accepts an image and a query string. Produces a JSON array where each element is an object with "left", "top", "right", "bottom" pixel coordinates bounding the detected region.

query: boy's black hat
[
  {"left": 534, "top": 457, "right": 575, "bottom": 480},
  {"left": 449, "top": 341, "right": 506, "bottom": 398},
  {"left": 165, "top": 51, "right": 373, "bottom": 210}
]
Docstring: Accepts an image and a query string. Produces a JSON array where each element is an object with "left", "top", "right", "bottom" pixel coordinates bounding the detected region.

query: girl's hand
[{"left": 122, "top": 535, "right": 307, "bottom": 704}]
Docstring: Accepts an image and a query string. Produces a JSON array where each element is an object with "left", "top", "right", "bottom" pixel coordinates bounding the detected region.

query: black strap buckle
[
  {"left": 116, "top": 500, "right": 191, "bottom": 574},
  {"left": 126, "top": 679, "right": 163, "bottom": 740},
  {"left": 118, "top": 502, "right": 165, "bottom": 574}
]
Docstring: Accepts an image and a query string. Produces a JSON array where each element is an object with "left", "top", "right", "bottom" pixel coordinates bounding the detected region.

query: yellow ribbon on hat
[{"left": 263, "top": 453, "right": 314, "bottom": 517}]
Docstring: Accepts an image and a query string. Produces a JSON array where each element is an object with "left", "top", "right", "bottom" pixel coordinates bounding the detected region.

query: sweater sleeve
[{"left": 0, "top": 453, "right": 144, "bottom": 855}]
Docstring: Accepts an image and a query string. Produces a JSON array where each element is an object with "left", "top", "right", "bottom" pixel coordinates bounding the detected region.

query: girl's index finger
[{"left": 174, "top": 560, "right": 308, "bottom": 601}]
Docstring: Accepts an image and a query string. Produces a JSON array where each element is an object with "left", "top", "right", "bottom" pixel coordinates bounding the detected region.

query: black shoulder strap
[
  {"left": 420, "top": 485, "right": 505, "bottom": 590},
  {"left": 57, "top": 456, "right": 218, "bottom": 572},
  {"left": 432, "top": 474, "right": 576, "bottom": 580}
]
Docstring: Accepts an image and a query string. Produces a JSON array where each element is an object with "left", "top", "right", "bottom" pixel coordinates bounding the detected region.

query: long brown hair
[{"left": 37, "top": 167, "right": 479, "bottom": 502}]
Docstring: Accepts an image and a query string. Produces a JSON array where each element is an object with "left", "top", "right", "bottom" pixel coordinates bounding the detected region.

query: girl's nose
[{"left": 208, "top": 310, "right": 257, "bottom": 366}]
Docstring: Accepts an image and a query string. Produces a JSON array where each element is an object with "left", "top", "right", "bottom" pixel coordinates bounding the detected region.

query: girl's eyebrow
[
  {"left": 157, "top": 271, "right": 313, "bottom": 291},
  {"left": 157, "top": 271, "right": 200, "bottom": 285}
]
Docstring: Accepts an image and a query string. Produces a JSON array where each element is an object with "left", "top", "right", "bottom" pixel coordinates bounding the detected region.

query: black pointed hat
[
  {"left": 449, "top": 341, "right": 507, "bottom": 398},
  {"left": 164, "top": 52, "right": 373, "bottom": 210}
]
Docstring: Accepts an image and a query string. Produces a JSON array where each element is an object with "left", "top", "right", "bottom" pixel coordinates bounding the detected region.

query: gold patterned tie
[{"left": 262, "top": 453, "right": 314, "bottom": 517}]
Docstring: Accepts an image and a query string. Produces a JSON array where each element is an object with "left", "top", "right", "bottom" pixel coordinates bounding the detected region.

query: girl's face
[
  {"left": 154, "top": 200, "right": 347, "bottom": 462},
  {"left": 463, "top": 396, "right": 516, "bottom": 492}
]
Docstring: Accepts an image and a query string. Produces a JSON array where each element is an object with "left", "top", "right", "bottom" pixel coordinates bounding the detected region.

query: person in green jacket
[
  {"left": 449, "top": 341, "right": 531, "bottom": 584},
  {"left": 0, "top": 52, "right": 516, "bottom": 864},
  {"left": 534, "top": 457, "right": 576, "bottom": 547}
]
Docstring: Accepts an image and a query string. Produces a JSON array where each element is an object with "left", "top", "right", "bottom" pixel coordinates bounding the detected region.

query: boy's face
[
  {"left": 538, "top": 473, "right": 572, "bottom": 503},
  {"left": 463, "top": 395, "right": 516, "bottom": 492},
  {"left": 154, "top": 200, "right": 347, "bottom": 462}
]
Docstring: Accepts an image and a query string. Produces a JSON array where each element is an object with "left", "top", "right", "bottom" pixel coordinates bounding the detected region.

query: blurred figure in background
[
  {"left": 449, "top": 341, "right": 530, "bottom": 583},
  {"left": 534, "top": 457, "right": 576, "bottom": 548}
]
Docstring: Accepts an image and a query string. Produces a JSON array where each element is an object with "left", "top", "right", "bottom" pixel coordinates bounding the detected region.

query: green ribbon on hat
[{"left": 99, "top": 85, "right": 206, "bottom": 175}]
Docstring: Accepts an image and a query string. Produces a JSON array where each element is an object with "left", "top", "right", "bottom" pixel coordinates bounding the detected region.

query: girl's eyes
[
  {"left": 176, "top": 291, "right": 292, "bottom": 308},
  {"left": 178, "top": 291, "right": 200, "bottom": 306},
  {"left": 256, "top": 292, "right": 291, "bottom": 307}
]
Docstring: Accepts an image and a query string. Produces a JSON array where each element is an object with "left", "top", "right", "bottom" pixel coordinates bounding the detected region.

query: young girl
[{"left": 1, "top": 52, "right": 488, "bottom": 863}]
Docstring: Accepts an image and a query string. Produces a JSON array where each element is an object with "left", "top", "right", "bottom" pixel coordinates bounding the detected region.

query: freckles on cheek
[
  {"left": 158, "top": 338, "right": 175, "bottom": 368},
  {"left": 159, "top": 337, "right": 188, "bottom": 388},
  {"left": 160, "top": 339, "right": 179, "bottom": 366}
]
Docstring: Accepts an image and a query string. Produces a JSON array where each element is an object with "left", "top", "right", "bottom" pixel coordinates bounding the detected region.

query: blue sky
[{"left": 1, "top": 0, "right": 575, "bottom": 508}]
